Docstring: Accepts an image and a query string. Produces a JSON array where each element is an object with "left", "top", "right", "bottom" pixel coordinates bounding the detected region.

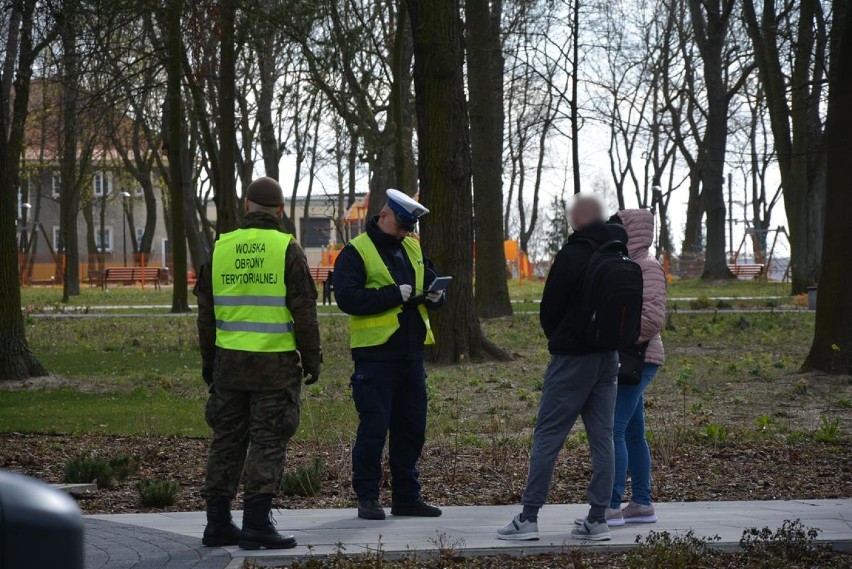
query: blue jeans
[
  {"left": 611, "top": 363, "right": 659, "bottom": 508},
  {"left": 350, "top": 359, "right": 427, "bottom": 503}
]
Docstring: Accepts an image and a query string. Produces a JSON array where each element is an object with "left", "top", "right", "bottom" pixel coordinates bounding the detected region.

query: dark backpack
[{"left": 573, "top": 239, "right": 644, "bottom": 349}]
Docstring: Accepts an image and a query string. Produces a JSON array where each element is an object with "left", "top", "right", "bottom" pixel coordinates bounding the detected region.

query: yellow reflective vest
[
  {"left": 212, "top": 228, "right": 296, "bottom": 352},
  {"left": 348, "top": 233, "right": 436, "bottom": 349}
]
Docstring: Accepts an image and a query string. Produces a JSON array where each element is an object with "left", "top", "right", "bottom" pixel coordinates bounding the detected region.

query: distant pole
[
  {"left": 120, "top": 191, "right": 131, "bottom": 267},
  {"left": 727, "top": 173, "right": 733, "bottom": 262}
]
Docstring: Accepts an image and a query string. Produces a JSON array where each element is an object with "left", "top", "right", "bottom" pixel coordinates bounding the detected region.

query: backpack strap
[{"left": 573, "top": 237, "right": 628, "bottom": 257}]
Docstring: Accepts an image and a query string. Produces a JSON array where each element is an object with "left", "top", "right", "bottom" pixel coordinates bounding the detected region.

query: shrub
[
  {"left": 108, "top": 455, "right": 140, "bottom": 482},
  {"left": 740, "top": 519, "right": 825, "bottom": 566},
  {"left": 626, "top": 530, "right": 720, "bottom": 569},
  {"left": 136, "top": 479, "right": 180, "bottom": 508},
  {"left": 281, "top": 457, "right": 324, "bottom": 497},
  {"left": 689, "top": 296, "right": 713, "bottom": 310},
  {"left": 814, "top": 416, "right": 841, "bottom": 443},
  {"left": 64, "top": 457, "right": 114, "bottom": 489},
  {"left": 702, "top": 423, "right": 728, "bottom": 445}
]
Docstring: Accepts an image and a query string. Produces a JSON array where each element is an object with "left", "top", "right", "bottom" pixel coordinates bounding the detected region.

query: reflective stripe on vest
[
  {"left": 212, "top": 228, "right": 296, "bottom": 352},
  {"left": 348, "top": 233, "right": 435, "bottom": 349}
]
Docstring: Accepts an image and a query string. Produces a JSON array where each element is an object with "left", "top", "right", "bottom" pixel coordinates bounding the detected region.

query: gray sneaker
[
  {"left": 571, "top": 519, "right": 611, "bottom": 541},
  {"left": 497, "top": 513, "right": 539, "bottom": 541},
  {"left": 622, "top": 501, "right": 657, "bottom": 524},
  {"left": 573, "top": 507, "right": 625, "bottom": 527}
]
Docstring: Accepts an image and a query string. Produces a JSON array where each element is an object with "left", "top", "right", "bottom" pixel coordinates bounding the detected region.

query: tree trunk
[
  {"left": 570, "top": 0, "right": 581, "bottom": 193},
  {"left": 166, "top": 0, "right": 190, "bottom": 312},
  {"left": 216, "top": 0, "right": 239, "bottom": 235},
  {"left": 406, "top": 0, "right": 510, "bottom": 363},
  {"left": 688, "top": 0, "right": 734, "bottom": 280},
  {"left": 805, "top": 0, "right": 851, "bottom": 374},
  {"left": 742, "top": 0, "right": 827, "bottom": 293},
  {"left": 60, "top": 6, "right": 81, "bottom": 299},
  {"left": 0, "top": 0, "right": 47, "bottom": 380},
  {"left": 466, "top": 0, "right": 512, "bottom": 319}
]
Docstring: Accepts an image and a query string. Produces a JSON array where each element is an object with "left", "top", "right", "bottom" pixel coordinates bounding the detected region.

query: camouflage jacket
[{"left": 194, "top": 212, "right": 321, "bottom": 391}]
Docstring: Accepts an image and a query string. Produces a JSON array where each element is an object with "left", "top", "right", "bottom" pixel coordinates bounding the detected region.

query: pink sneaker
[
  {"left": 573, "top": 507, "right": 624, "bottom": 527},
  {"left": 621, "top": 501, "right": 657, "bottom": 523}
]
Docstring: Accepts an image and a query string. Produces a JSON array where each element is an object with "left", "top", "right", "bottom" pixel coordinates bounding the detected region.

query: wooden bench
[
  {"left": 102, "top": 267, "right": 165, "bottom": 290},
  {"left": 309, "top": 267, "right": 334, "bottom": 305},
  {"left": 728, "top": 264, "right": 765, "bottom": 280}
]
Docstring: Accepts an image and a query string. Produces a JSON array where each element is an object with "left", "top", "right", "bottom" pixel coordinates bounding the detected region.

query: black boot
[
  {"left": 391, "top": 499, "right": 442, "bottom": 517},
  {"left": 238, "top": 494, "right": 297, "bottom": 550},
  {"left": 357, "top": 499, "right": 386, "bottom": 520},
  {"left": 202, "top": 496, "right": 240, "bottom": 547}
]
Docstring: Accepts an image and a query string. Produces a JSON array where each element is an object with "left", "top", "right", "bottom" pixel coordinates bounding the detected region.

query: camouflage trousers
[{"left": 202, "top": 379, "right": 301, "bottom": 500}]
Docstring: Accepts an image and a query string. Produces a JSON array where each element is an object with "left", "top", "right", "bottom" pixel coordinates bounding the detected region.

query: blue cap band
[{"left": 388, "top": 198, "right": 418, "bottom": 225}]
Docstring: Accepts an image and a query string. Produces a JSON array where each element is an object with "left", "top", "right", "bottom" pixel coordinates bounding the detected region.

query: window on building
[
  {"left": 136, "top": 228, "right": 144, "bottom": 244},
  {"left": 133, "top": 184, "right": 144, "bottom": 198},
  {"left": 52, "top": 226, "right": 63, "bottom": 252},
  {"left": 304, "top": 217, "right": 332, "bottom": 248},
  {"left": 52, "top": 173, "right": 61, "bottom": 198},
  {"left": 93, "top": 172, "right": 111, "bottom": 197},
  {"left": 95, "top": 227, "right": 113, "bottom": 253}
]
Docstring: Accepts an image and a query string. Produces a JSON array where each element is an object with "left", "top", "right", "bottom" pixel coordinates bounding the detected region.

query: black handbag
[{"left": 617, "top": 342, "right": 649, "bottom": 385}]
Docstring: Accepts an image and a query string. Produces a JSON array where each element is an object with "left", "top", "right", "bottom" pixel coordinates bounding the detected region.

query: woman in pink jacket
[{"left": 607, "top": 209, "right": 666, "bottom": 525}]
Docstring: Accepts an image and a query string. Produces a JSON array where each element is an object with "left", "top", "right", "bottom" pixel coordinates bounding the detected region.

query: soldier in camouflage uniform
[{"left": 195, "top": 177, "right": 321, "bottom": 550}]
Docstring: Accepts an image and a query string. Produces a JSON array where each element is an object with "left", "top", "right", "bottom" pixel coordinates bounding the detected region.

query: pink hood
[
  {"left": 618, "top": 209, "right": 655, "bottom": 259},
  {"left": 618, "top": 209, "right": 666, "bottom": 365}
]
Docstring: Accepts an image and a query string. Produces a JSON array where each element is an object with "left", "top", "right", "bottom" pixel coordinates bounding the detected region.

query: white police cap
[{"left": 386, "top": 188, "right": 429, "bottom": 230}]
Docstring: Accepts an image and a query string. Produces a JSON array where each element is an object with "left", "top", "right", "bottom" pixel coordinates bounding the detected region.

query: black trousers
[{"left": 350, "top": 359, "right": 427, "bottom": 503}]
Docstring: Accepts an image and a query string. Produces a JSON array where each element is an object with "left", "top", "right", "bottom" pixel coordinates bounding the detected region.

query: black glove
[
  {"left": 202, "top": 366, "right": 214, "bottom": 386},
  {"left": 301, "top": 351, "right": 322, "bottom": 385}
]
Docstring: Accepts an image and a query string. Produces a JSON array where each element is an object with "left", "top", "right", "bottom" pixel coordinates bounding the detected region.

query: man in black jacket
[
  {"left": 333, "top": 189, "right": 446, "bottom": 521},
  {"left": 498, "top": 196, "right": 626, "bottom": 543}
]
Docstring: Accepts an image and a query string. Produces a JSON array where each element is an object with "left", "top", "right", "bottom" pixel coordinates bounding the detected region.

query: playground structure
[{"left": 318, "top": 192, "right": 537, "bottom": 281}]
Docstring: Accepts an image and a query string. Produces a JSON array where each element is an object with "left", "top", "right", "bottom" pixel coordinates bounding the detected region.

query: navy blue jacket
[
  {"left": 540, "top": 221, "right": 629, "bottom": 355},
  {"left": 333, "top": 217, "right": 445, "bottom": 361}
]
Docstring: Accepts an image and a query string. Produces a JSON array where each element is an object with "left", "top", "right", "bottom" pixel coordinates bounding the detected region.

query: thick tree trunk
[
  {"left": 406, "top": 0, "right": 510, "bottom": 363},
  {"left": 0, "top": 0, "right": 47, "bottom": 380},
  {"left": 805, "top": 0, "right": 851, "bottom": 374},
  {"left": 466, "top": 0, "right": 512, "bottom": 319},
  {"left": 166, "top": 0, "right": 189, "bottom": 312}
]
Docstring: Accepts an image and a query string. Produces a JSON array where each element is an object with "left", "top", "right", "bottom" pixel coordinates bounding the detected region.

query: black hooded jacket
[{"left": 540, "top": 221, "right": 629, "bottom": 355}]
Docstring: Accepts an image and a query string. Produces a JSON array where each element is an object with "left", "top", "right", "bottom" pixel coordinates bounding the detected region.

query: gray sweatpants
[{"left": 521, "top": 351, "right": 618, "bottom": 522}]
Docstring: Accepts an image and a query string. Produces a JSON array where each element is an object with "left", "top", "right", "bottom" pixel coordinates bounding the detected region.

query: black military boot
[
  {"left": 202, "top": 496, "right": 240, "bottom": 547},
  {"left": 391, "top": 499, "right": 442, "bottom": 517},
  {"left": 238, "top": 494, "right": 297, "bottom": 550},
  {"left": 357, "top": 499, "right": 387, "bottom": 520}
]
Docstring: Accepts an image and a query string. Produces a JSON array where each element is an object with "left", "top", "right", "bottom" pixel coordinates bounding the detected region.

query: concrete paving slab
[
  {"left": 86, "top": 499, "right": 852, "bottom": 568},
  {"left": 52, "top": 482, "right": 98, "bottom": 496}
]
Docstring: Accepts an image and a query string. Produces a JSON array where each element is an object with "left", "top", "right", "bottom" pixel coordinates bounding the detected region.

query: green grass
[
  {"left": 667, "top": 278, "right": 792, "bottom": 298},
  {"left": 0, "top": 388, "right": 208, "bottom": 436},
  {"left": 5, "top": 279, "right": 844, "bottom": 444}
]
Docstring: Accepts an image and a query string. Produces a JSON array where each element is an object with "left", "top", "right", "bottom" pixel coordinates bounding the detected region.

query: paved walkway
[{"left": 86, "top": 499, "right": 852, "bottom": 568}]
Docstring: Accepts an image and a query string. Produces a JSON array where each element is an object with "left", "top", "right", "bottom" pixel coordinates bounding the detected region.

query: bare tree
[
  {"left": 466, "top": 0, "right": 512, "bottom": 318},
  {"left": 0, "top": 0, "right": 55, "bottom": 379},
  {"left": 805, "top": 0, "right": 850, "bottom": 373},
  {"left": 406, "top": 0, "right": 510, "bottom": 362},
  {"left": 742, "top": 0, "right": 828, "bottom": 293}
]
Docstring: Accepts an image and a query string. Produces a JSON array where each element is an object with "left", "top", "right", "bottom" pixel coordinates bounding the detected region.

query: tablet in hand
[{"left": 427, "top": 276, "right": 453, "bottom": 293}]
